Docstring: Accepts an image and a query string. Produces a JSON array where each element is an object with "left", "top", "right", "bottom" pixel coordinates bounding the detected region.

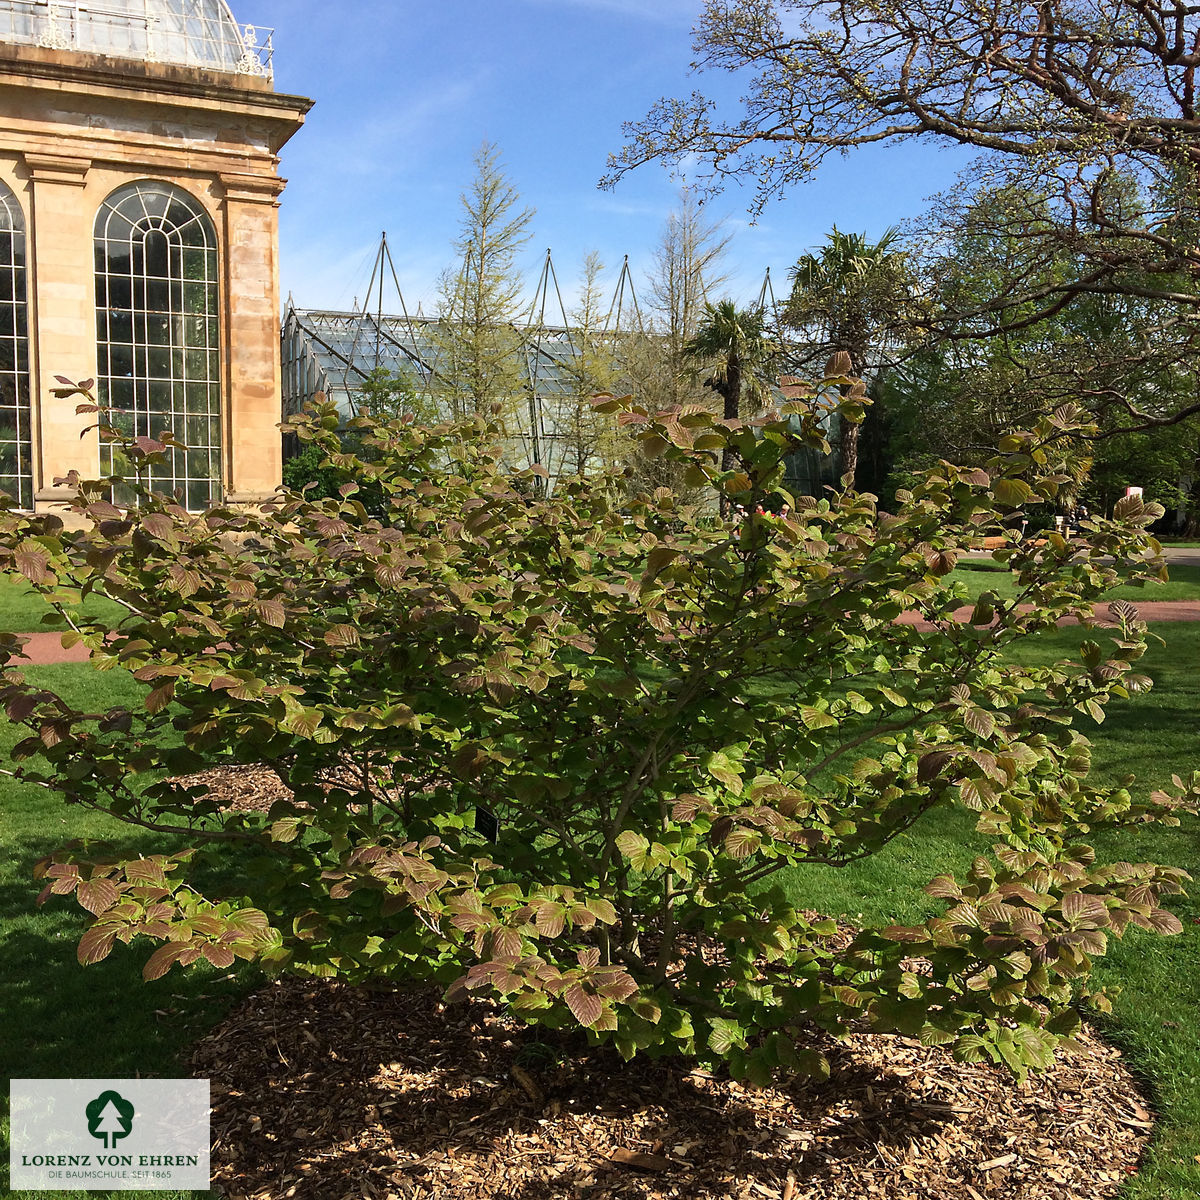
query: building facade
[{"left": 0, "top": 0, "right": 310, "bottom": 511}]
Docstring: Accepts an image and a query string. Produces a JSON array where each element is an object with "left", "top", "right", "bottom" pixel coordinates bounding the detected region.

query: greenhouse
[
  {"left": 282, "top": 302, "right": 841, "bottom": 499},
  {"left": 0, "top": 0, "right": 273, "bottom": 77},
  {"left": 0, "top": 0, "right": 308, "bottom": 511},
  {"left": 282, "top": 304, "right": 634, "bottom": 487}
]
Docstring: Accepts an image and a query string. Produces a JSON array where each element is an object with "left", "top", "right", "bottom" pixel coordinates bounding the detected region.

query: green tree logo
[{"left": 85, "top": 1091, "right": 135, "bottom": 1150}]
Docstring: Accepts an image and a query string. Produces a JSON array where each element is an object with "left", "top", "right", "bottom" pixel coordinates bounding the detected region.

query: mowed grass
[
  {"left": 771, "top": 622, "right": 1200, "bottom": 1199},
  {"left": 953, "top": 559, "right": 1200, "bottom": 606},
  {"left": 0, "top": 665, "right": 253, "bottom": 1200},
  {"left": 1, "top": 607, "right": 1199, "bottom": 1196},
  {"left": 1, "top": 560, "right": 1194, "bottom": 634},
  {"left": 0, "top": 575, "right": 124, "bottom": 633}
]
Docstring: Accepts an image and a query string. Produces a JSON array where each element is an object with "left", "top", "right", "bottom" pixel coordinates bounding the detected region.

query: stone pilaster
[
  {"left": 24, "top": 152, "right": 96, "bottom": 505},
  {"left": 219, "top": 171, "right": 284, "bottom": 502}
]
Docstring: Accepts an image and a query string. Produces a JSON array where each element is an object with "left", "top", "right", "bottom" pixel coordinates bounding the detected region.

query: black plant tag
[{"left": 475, "top": 806, "right": 501, "bottom": 843}]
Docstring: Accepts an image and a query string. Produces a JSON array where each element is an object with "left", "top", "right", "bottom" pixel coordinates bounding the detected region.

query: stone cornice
[
  {"left": 218, "top": 172, "right": 286, "bottom": 204},
  {"left": 0, "top": 128, "right": 281, "bottom": 182},
  {"left": 0, "top": 44, "right": 311, "bottom": 154},
  {"left": 23, "top": 153, "right": 90, "bottom": 187}
]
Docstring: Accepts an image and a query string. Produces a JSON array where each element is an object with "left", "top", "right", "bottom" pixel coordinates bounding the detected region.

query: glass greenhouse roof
[
  {"left": 0, "top": 0, "right": 274, "bottom": 78},
  {"left": 281, "top": 304, "right": 839, "bottom": 496},
  {"left": 283, "top": 309, "right": 605, "bottom": 416}
]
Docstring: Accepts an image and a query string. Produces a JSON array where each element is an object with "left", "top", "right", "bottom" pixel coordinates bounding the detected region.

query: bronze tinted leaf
[
  {"left": 201, "top": 944, "right": 236, "bottom": 969},
  {"left": 565, "top": 983, "right": 603, "bottom": 1027},
  {"left": 77, "top": 878, "right": 120, "bottom": 916},
  {"left": 14, "top": 547, "right": 50, "bottom": 584},
  {"left": 254, "top": 599, "right": 286, "bottom": 628},
  {"left": 917, "top": 752, "right": 953, "bottom": 784},
  {"left": 77, "top": 924, "right": 117, "bottom": 966},
  {"left": 142, "top": 942, "right": 187, "bottom": 982}
]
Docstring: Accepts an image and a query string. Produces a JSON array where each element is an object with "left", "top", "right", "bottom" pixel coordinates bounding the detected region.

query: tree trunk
[
  {"left": 718, "top": 359, "right": 742, "bottom": 517},
  {"left": 839, "top": 419, "right": 860, "bottom": 489},
  {"left": 1184, "top": 428, "right": 1200, "bottom": 535},
  {"left": 836, "top": 338, "right": 867, "bottom": 490}
]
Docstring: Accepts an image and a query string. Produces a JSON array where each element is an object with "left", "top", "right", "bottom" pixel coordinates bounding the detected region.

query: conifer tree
[{"left": 435, "top": 142, "right": 535, "bottom": 446}]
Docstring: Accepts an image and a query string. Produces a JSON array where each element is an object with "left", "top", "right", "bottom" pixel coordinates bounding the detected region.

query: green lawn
[
  {"left": 953, "top": 559, "right": 1200, "bottom": 606},
  {"left": 771, "top": 623, "right": 1200, "bottom": 1199},
  {"left": 0, "top": 575, "right": 124, "bottom": 633},
  {"left": 2, "top": 623, "right": 1200, "bottom": 1197},
  {"left": 2, "top": 562, "right": 1194, "bottom": 636},
  {"left": 1, "top": 666, "right": 252, "bottom": 1200}
]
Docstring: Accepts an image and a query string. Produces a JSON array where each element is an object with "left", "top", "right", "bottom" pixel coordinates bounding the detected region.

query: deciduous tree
[
  {"left": 606, "top": 0, "right": 1200, "bottom": 434},
  {"left": 434, "top": 141, "right": 535, "bottom": 435}
]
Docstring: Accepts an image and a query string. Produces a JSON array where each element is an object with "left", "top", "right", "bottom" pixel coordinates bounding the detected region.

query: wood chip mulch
[
  {"left": 189, "top": 976, "right": 1153, "bottom": 1200},
  {"left": 174, "top": 763, "right": 294, "bottom": 814}
]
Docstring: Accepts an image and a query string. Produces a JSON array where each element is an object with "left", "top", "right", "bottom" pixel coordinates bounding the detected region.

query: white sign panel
[{"left": 10, "top": 1079, "right": 210, "bottom": 1192}]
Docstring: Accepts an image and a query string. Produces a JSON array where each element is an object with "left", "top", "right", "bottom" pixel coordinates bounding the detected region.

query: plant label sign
[
  {"left": 10, "top": 1079, "right": 210, "bottom": 1191},
  {"left": 475, "top": 805, "right": 501, "bottom": 842}
]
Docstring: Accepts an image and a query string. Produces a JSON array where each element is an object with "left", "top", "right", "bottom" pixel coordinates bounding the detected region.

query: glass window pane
[
  {"left": 0, "top": 183, "right": 30, "bottom": 507},
  {"left": 95, "top": 182, "right": 221, "bottom": 510}
]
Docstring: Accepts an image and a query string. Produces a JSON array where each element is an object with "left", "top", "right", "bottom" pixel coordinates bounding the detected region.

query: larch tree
[{"left": 435, "top": 141, "right": 535, "bottom": 444}]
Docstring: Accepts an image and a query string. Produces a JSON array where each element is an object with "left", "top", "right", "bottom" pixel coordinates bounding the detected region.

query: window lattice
[
  {"left": 95, "top": 180, "right": 221, "bottom": 510},
  {"left": 0, "top": 181, "right": 31, "bottom": 509}
]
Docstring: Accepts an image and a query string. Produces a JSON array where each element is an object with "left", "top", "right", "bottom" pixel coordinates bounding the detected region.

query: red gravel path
[
  {"left": 10, "top": 632, "right": 92, "bottom": 665},
  {"left": 897, "top": 600, "right": 1200, "bottom": 632},
  {"left": 11, "top": 600, "right": 1200, "bottom": 666}
]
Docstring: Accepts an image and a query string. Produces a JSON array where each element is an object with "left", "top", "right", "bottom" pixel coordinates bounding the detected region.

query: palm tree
[
  {"left": 786, "top": 227, "right": 916, "bottom": 486},
  {"left": 682, "top": 300, "right": 777, "bottom": 511}
]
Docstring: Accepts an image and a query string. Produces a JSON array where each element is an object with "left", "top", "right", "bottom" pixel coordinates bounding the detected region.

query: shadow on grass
[{"left": 1, "top": 829, "right": 257, "bottom": 1200}]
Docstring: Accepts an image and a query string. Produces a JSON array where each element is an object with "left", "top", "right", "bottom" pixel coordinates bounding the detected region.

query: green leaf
[
  {"left": 587, "top": 898, "right": 618, "bottom": 926},
  {"left": 707, "top": 1017, "right": 747, "bottom": 1055},
  {"left": 615, "top": 831, "right": 649, "bottom": 862},
  {"left": 270, "top": 818, "right": 304, "bottom": 844},
  {"left": 800, "top": 706, "right": 838, "bottom": 731},
  {"left": 1045, "top": 1009, "right": 1082, "bottom": 1038},
  {"left": 994, "top": 478, "right": 1033, "bottom": 507},
  {"left": 952, "top": 1034, "right": 989, "bottom": 1064}
]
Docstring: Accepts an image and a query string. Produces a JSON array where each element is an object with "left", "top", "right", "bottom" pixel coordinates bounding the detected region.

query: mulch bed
[
  {"left": 175, "top": 763, "right": 293, "bottom": 813},
  {"left": 190, "top": 976, "right": 1153, "bottom": 1200}
]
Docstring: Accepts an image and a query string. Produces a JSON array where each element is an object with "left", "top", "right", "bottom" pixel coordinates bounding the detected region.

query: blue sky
[{"left": 236, "top": 0, "right": 973, "bottom": 319}]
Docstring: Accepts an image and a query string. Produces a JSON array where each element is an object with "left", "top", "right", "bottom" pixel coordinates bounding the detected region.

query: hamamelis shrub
[{"left": 1, "top": 371, "right": 1194, "bottom": 1086}]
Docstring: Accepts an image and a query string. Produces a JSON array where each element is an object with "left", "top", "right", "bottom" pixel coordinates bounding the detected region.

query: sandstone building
[{"left": 0, "top": 0, "right": 310, "bottom": 511}]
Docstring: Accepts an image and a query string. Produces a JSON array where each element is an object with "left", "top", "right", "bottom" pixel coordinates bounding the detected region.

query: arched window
[
  {"left": 0, "top": 182, "right": 31, "bottom": 508},
  {"left": 94, "top": 181, "right": 221, "bottom": 509}
]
